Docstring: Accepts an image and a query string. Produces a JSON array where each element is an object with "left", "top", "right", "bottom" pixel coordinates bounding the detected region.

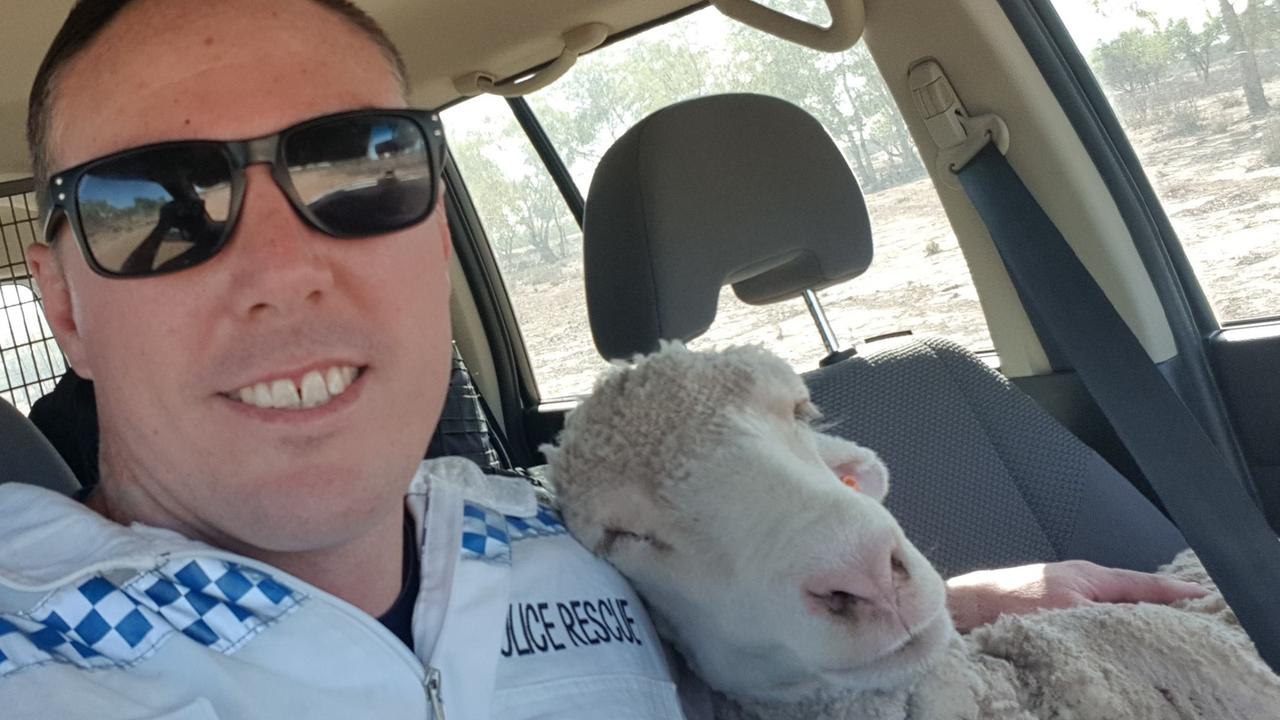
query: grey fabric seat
[
  {"left": 582, "top": 93, "right": 1186, "bottom": 577},
  {"left": 805, "top": 337, "right": 1184, "bottom": 576},
  {"left": 0, "top": 396, "right": 80, "bottom": 496}
]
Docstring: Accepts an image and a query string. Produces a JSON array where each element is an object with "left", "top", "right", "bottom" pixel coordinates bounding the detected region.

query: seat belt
[{"left": 953, "top": 141, "right": 1280, "bottom": 672}]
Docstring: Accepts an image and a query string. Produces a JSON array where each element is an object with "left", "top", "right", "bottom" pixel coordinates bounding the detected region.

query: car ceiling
[{"left": 0, "top": 0, "right": 701, "bottom": 181}]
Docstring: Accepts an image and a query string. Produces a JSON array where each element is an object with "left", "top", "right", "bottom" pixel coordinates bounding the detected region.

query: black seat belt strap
[{"left": 955, "top": 143, "right": 1280, "bottom": 672}]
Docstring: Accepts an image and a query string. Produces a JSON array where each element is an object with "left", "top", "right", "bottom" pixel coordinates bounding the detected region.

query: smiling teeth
[{"left": 233, "top": 365, "right": 359, "bottom": 410}]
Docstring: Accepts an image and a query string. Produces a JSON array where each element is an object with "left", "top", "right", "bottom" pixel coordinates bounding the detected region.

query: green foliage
[
  {"left": 1242, "top": 0, "right": 1280, "bottom": 53},
  {"left": 1091, "top": 11, "right": 1228, "bottom": 91},
  {"left": 1092, "top": 27, "right": 1175, "bottom": 93},
  {"left": 1087, "top": 1, "right": 1273, "bottom": 118},
  {"left": 723, "top": 5, "right": 923, "bottom": 192},
  {"left": 449, "top": 125, "right": 573, "bottom": 269},
  {"left": 1165, "top": 16, "right": 1224, "bottom": 82}
]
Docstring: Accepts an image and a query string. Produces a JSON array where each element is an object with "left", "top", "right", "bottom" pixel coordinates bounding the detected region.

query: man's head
[
  {"left": 27, "top": 0, "right": 409, "bottom": 197},
  {"left": 25, "top": 0, "right": 453, "bottom": 563}
]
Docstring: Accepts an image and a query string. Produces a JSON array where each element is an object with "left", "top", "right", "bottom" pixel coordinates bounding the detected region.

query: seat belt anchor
[{"left": 907, "top": 59, "right": 1009, "bottom": 186}]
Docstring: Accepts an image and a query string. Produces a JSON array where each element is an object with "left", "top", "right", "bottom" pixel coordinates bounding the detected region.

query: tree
[
  {"left": 1241, "top": 0, "right": 1280, "bottom": 49},
  {"left": 1092, "top": 28, "right": 1174, "bottom": 93},
  {"left": 545, "top": 21, "right": 716, "bottom": 169},
  {"left": 1218, "top": 0, "right": 1270, "bottom": 114},
  {"left": 449, "top": 127, "right": 571, "bottom": 268},
  {"left": 1166, "top": 16, "right": 1224, "bottom": 82},
  {"left": 723, "top": 0, "right": 922, "bottom": 192},
  {"left": 1090, "top": 0, "right": 1269, "bottom": 111}
]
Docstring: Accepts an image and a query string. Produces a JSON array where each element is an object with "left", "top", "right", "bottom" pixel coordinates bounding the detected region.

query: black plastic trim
[
  {"left": 443, "top": 155, "right": 539, "bottom": 465},
  {"left": 0, "top": 178, "right": 34, "bottom": 196},
  {"left": 508, "top": 97, "right": 585, "bottom": 227},
  {"left": 1224, "top": 314, "right": 1280, "bottom": 329}
]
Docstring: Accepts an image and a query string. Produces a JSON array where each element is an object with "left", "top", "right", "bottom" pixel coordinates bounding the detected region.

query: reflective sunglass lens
[
  {"left": 284, "top": 115, "right": 433, "bottom": 235},
  {"left": 77, "top": 144, "right": 234, "bottom": 275}
]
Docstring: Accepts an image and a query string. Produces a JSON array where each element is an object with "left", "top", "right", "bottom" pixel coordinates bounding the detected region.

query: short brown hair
[{"left": 26, "top": 0, "right": 410, "bottom": 219}]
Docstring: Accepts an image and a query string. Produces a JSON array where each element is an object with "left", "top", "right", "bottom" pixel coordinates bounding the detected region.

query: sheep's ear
[
  {"left": 830, "top": 458, "right": 889, "bottom": 502},
  {"left": 814, "top": 434, "right": 891, "bottom": 502}
]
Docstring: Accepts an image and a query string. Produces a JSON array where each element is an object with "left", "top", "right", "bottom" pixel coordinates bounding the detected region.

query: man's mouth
[{"left": 223, "top": 365, "right": 364, "bottom": 410}]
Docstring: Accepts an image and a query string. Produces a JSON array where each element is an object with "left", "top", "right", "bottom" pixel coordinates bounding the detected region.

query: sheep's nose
[{"left": 804, "top": 539, "right": 912, "bottom": 619}]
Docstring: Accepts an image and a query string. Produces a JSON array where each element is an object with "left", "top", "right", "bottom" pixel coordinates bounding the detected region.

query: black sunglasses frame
[{"left": 43, "top": 108, "right": 446, "bottom": 279}]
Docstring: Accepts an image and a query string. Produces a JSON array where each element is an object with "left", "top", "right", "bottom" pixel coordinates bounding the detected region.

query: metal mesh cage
[{"left": 1, "top": 179, "right": 67, "bottom": 415}]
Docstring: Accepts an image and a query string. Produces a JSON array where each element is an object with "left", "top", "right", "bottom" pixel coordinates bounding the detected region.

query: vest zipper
[{"left": 426, "top": 666, "right": 446, "bottom": 720}]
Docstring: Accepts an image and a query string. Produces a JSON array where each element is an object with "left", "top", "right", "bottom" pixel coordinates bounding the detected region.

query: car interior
[{"left": 2, "top": 0, "right": 1280, "bottom": 673}]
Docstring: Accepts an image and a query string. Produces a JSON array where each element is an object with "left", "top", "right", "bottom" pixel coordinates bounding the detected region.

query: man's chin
[{"left": 204, "top": 463, "right": 405, "bottom": 544}]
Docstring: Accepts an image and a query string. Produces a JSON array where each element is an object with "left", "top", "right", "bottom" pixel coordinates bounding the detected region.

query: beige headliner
[{"left": 0, "top": 0, "right": 699, "bottom": 181}]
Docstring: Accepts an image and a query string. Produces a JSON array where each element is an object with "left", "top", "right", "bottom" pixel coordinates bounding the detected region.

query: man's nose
[{"left": 226, "top": 166, "right": 336, "bottom": 319}]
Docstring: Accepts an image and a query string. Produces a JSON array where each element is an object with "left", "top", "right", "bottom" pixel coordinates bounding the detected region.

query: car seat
[{"left": 1, "top": 393, "right": 79, "bottom": 495}]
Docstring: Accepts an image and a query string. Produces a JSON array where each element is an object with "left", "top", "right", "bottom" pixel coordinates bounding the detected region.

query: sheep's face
[{"left": 547, "top": 344, "right": 953, "bottom": 703}]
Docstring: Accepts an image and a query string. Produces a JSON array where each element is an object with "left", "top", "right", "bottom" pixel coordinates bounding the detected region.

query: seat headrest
[
  {"left": 583, "top": 93, "right": 873, "bottom": 361},
  {"left": 0, "top": 396, "right": 81, "bottom": 496}
]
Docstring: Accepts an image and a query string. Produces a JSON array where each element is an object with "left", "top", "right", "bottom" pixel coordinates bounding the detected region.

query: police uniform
[{"left": 0, "top": 457, "right": 686, "bottom": 719}]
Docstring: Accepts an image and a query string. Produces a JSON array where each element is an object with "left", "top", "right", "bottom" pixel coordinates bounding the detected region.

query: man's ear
[{"left": 26, "top": 242, "right": 94, "bottom": 380}]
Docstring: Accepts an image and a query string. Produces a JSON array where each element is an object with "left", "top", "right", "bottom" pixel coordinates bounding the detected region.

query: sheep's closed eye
[
  {"left": 597, "top": 527, "right": 672, "bottom": 556},
  {"left": 794, "top": 399, "right": 822, "bottom": 425}
]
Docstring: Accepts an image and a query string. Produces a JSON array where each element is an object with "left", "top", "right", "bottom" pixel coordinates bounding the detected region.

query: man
[{"left": 0, "top": 1, "right": 1204, "bottom": 718}]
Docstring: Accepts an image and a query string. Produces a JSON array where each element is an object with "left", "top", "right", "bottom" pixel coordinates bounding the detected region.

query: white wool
[{"left": 545, "top": 342, "right": 1280, "bottom": 720}]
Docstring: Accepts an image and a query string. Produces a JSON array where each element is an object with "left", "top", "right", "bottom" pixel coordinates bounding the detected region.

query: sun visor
[{"left": 710, "top": 0, "right": 865, "bottom": 53}]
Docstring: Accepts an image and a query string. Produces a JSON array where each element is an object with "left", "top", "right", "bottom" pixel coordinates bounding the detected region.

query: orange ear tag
[{"left": 840, "top": 475, "right": 861, "bottom": 492}]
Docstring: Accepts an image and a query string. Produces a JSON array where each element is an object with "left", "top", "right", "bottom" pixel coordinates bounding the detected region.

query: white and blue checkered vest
[{"left": 0, "top": 457, "right": 684, "bottom": 720}]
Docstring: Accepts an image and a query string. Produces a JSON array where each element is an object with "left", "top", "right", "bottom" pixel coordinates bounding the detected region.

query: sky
[{"left": 1054, "top": 0, "right": 1229, "bottom": 52}]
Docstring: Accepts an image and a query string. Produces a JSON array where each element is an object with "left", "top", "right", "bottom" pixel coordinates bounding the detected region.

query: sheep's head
[{"left": 544, "top": 343, "right": 952, "bottom": 703}]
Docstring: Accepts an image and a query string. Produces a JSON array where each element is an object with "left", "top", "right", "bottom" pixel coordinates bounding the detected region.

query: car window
[
  {"left": 1052, "top": 0, "right": 1280, "bottom": 324},
  {"left": 448, "top": 2, "right": 994, "bottom": 401},
  {"left": 1, "top": 188, "right": 67, "bottom": 414},
  {"left": 443, "top": 96, "right": 612, "bottom": 400}
]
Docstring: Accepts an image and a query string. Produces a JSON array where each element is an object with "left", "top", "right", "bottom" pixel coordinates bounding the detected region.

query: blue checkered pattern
[
  {"left": 0, "top": 559, "right": 299, "bottom": 677},
  {"left": 0, "top": 575, "right": 168, "bottom": 677},
  {"left": 133, "top": 559, "right": 299, "bottom": 653},
  {"left": 460, "top": 502, "right": 510, "bottom": 564},
  {"left": 505, "top": 504, "right": 568, "bottom": 542}
]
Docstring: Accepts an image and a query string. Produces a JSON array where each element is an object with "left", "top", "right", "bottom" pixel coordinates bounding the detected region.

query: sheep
[{"left": 543, "top": 342, "right": 1280, "bottom": 720}]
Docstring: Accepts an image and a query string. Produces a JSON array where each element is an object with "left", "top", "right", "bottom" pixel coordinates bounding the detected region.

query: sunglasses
[{"left": 43, "top": 108, "right": 446, "bottom": 278}]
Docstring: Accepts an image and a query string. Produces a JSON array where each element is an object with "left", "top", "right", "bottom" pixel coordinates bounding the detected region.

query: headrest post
[{"left": 802, "top": 289, "right": 841, "bottom": 356}]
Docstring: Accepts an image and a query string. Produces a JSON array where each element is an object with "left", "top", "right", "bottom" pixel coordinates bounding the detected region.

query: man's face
[{"left": 30, "top": 0, "right": 453, "bottom": 554}]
